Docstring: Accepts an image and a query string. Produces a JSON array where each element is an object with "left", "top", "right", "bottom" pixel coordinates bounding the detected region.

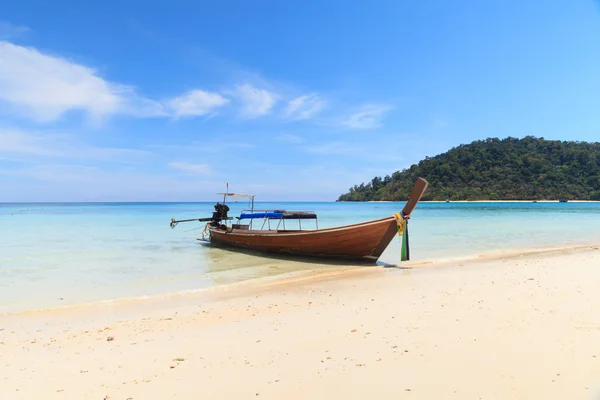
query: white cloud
[
  {"left": 0, "top": 41, "right": 393, "bottom": 129},
  {"left": 276, "top": 133, "right": 303, "bottom": 143},
  {"left": 341, "top": 104, "right": 394, "bottom": 130},
  {"left": 167, "top": 89, "right": 229, "bottom": 118},
  {"left": 229, "top": 83, "right": 277, "bottom": 118},
  {"left": 168, "top": 161, "right": 213, "bottom": 175},
  {"left": 285, "top": 93, "right": 325, "bottom": 120},
  {"left": 0, "top": 41, "right": 166, "bottom": 122},
  {"left": 0, "top": 21, "right": 30, "bottom": 39}
]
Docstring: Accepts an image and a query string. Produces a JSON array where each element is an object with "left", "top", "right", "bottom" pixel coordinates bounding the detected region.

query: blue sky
[{"left": 1, "top": 1, "right": 600, "bottom": 201}]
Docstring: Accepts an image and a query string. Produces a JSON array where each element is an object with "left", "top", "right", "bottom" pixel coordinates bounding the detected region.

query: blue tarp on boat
[{"left": 240, "top": 212, "right": 284, "bottom": 219}]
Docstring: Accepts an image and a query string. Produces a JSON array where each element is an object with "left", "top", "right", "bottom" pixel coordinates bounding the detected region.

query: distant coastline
[{"left": 338, "top": 137, "right": 600, "bottom": 202}]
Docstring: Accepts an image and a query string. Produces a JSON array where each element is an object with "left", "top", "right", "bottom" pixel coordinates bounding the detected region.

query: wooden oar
[{"left": 401, "top": 177, "right": 429, "bottom": 218}]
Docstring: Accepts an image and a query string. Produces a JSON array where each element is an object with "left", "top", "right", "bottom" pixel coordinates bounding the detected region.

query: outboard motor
[
  {"left": 169, "top": 201, "right": 232, "bottom": 231},
  {"left": 212, "top": 203, "right": 230, "bottom": 223}
]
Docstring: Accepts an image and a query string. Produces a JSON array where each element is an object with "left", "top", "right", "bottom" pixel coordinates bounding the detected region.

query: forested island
[{"left": 338, "top": 136, "right": 600, "bottom": 201}]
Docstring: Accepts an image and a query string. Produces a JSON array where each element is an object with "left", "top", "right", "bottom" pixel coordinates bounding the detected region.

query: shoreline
[
  {"left": 4, "top": 241, "right": 600, "bottom": 318},
  {"left": 3, "top": 244, "right": 600, "bottom": 399}
]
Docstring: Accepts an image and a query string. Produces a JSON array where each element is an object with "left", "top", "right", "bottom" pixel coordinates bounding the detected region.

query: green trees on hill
[{"left": 338, "top": 136, "right": 600, "bottom": 201}]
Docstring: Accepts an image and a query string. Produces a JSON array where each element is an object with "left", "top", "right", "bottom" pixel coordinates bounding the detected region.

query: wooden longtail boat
[
  {"left": 170, "top": 178, "right": 428, "bottom": 263},
  {"left": 209, "top": 216, "right": 400, "bottom": 262}
]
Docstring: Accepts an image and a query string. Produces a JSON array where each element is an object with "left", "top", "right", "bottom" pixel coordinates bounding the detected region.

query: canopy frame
[
  {"left": 238, "top": 209, "right": 318, "bottom": 231},
  {"left": 218, "top": 183, "right": 255, "bottom": 212}
]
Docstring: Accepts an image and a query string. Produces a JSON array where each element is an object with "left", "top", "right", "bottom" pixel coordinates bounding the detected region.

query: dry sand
[{"left": 2, "top": 247, "right": 600, "bottom": 399}]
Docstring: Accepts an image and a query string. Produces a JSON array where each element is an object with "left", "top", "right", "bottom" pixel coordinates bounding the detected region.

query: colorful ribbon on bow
[{"left": 394, "top": 212, "right": 409, "bottom": 261}]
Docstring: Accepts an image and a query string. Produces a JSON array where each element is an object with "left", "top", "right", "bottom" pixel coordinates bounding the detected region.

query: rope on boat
[{"left": 394, "top": 212, "right": 405, "bottom": 235}]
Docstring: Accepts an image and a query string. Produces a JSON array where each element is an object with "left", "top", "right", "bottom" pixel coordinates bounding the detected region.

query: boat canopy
[
  {"left": 239, "top": 211, "right": 318, "bottom": 220},
  {"left": 284, "top": 212, "right": 318, "bottom": 219},
  {"left": 217, "top": 192, "right": 255, "bottom": 199},
  {"left": 240, "top": 212, "right": 283, "bottom": 219}
]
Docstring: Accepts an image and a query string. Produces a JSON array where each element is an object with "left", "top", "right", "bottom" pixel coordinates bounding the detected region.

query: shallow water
[{"left": 1, "top": 201, "right": 600, "bottom": 313}]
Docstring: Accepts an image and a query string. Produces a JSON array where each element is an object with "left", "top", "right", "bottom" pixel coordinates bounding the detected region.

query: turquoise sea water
[{"left": 1, "top": 201, "right": 600, "bottom": 314}]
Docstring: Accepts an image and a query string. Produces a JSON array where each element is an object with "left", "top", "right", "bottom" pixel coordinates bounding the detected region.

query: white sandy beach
[{"left": 2, "top": 246, "right": 600, "bottom": 399}]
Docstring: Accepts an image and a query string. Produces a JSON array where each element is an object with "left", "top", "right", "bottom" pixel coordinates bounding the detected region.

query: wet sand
[{"left": 2, "top": 246, "right": 600, "bottom": 399}]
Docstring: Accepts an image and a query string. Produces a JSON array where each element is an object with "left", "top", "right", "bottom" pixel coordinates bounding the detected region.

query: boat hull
[{"left": 206, "top": 216, "right": 399, "bottom": 263}]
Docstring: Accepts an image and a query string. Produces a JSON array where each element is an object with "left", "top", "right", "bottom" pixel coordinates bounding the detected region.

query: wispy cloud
[
  {"left": 341, "top": 104, "right": 394, "bottom": 129},
  {"left": 0, "top": 128, "right": 151, "bottom": 161},
  {"left": 304, "top": 141, "right": 356, "bottom": 155},
  {"left": 301, "top": 137, "right": 411, "bottom": 166},
  {"left": 1, "top": 163, "right": 226, "bottom": 201},
  {"left": 0, "top": 128, "right": 61, "bottom": 156},
  {"left": 151, "top": 140, "right": 255, "bottom": 154},
  {"left": 276, "top": 133, "right": 303, "bottom": 143},
  {"left": 228, "top": 83, "right": 277, "bottom": 118},
  {"left": 232, "top": 161, "right": 396, "bottom": 200},
  {"left": 0, "top": 41, "right": 166, "bottom": 122},
  {"left": 1, "top": 41, "right": 393, "bottom": 129},
  {"left": 0, "top": 21, "right": 30, "bottom": 40},
  {"left": 0, "top": 41, "right": 278, "bottom": 124},
  {"left": 167, "top": 89, "right": 229, "bottom": 118},
  {"left": 3, "top": 163, "right": 102, "bottom": 183},
  {"left": 285, "top": 93, "right": 325, "bottom": 120},
  {"left": 168, "top": 161, "right": 213, "bottom": 175}
]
